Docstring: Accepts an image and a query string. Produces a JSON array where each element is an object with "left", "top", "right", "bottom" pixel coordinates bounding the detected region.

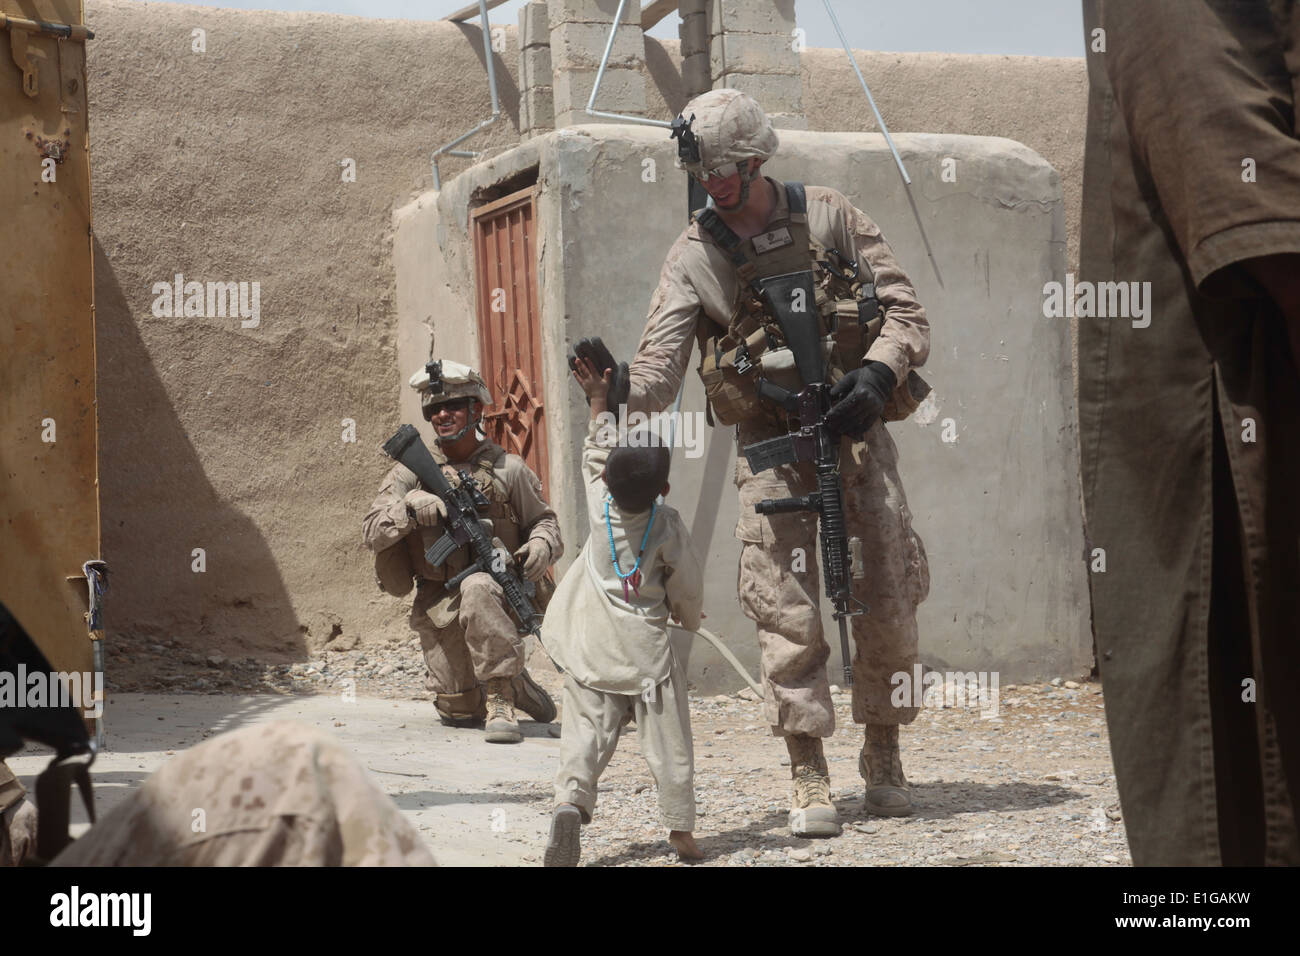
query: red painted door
[{"left": 470, "top": 186, "right": 549, "bottom": 494}]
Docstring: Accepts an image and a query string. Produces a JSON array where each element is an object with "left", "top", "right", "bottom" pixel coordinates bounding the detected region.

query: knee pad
[{"left": 434, "top": 686, "right": 486, "bottom": 726}]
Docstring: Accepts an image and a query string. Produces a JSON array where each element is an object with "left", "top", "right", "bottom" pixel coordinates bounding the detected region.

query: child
[{"left": 541, "top": 357, "right": 705, "bottom": 866}]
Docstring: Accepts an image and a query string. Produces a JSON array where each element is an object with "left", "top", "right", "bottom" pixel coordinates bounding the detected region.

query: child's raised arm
[{"left": 571, "top": 357, "right": 611, "bottom": 421}]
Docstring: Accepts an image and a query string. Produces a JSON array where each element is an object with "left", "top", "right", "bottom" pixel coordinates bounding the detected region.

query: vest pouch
[
  {"left": 831, "top": 299, "right": 864, "bottom": 359},
  {"left": 697, "top": 327, "right": 769, "bottom": 427},
  {"left": 830, "top": 296, "right": 884, "bottom": 361},
  {"left": 757, "top": 339, "right": 835, "bottom": 393}
]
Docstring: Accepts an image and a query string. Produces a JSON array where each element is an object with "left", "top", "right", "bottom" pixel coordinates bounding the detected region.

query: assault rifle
[
  {"left": 740, "top": 270, "right": 866, "bottom": 686},
  {"left": 381, "top": 424, "right": 544, "bottom": 637}
]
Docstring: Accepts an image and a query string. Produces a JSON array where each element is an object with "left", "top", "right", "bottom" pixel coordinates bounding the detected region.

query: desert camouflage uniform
[
  {"left": 50, "top": 722, "right": 434, "bottom": 866},
  {"left": 630, "top": 178, "right": 930, "bottom": 738},
  {"left": 363, "top": 438, "right": 562, "bottom": 708}
]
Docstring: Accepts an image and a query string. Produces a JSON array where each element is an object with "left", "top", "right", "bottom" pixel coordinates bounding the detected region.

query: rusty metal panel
[
  {"left": 0, "top": 0, "right": 99, "bottom": 678},
  {"left": 470, "top": 187, "right": 550, "bottom": 496}
]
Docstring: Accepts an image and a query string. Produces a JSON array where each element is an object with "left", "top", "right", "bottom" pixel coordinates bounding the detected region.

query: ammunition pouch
[{"left": 698, "top": 326, "right": 769, "bottom": 427}]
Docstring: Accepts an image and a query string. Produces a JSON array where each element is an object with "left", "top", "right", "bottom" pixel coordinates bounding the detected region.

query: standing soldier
[
  {"left": 364, "top": 360, "right": 562, "bottom": 743},
  {"left": 625, "top": 90, "right": 931, "bottom": 836}
]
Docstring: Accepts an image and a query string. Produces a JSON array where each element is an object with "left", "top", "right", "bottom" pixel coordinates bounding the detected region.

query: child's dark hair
[{"left": 605, "top": 444, "right": 670, "bottom": 513}]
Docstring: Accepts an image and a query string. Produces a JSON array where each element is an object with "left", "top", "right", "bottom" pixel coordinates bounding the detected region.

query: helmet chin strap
[
  {"left": 433, "top": 408, "right": 481, "bottom": 446},
  {"left": 716, "top": 160, "right": 758, "bottom": 212}
]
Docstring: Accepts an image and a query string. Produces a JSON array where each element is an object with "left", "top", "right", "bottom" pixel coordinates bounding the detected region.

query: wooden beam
[
  {"left": 641, "top": 0, "right": 679, "bottom": 31},
  {"left": 444, "top": 0, "right": 513, "bottom": 23}
]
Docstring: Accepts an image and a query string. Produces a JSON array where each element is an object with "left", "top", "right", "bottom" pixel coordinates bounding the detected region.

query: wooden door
[{"left": 470, "top": 186, "right": 549, "bottom": 493}]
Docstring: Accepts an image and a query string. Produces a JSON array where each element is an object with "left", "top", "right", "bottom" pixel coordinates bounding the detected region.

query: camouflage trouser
[
  {"left": 410, "top": 573, "right": 525, "bottom": 696},
  {"left": 50, "top": 722, "right": 435, "bottom": 866},
  {"left": 735, "top": 420, "right": 929, "bottom": 738}
]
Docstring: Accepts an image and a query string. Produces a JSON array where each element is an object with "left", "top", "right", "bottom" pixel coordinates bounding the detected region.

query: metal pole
[
  {"left": 586, "top": 0, "right": 627, "bottom": 114},
  {"left": 481, "top": 0, "right": 500, "bottom": 116},
  {"left": 823, "top": 0, "right": 911, "bottom": 186},
  {"left": 584, "top": 0, "right": 672, "bottom": 128},
  {"left": 431, "top": 0, "right": 502, "bottom": 190}
]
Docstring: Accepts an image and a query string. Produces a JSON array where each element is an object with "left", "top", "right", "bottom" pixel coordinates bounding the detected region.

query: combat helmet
[
  {"left": 409, "top": 359, "right": 492, "bottom": 420},
  {"left": 671, "top": 88, "right": 779, "bottom": 178}
]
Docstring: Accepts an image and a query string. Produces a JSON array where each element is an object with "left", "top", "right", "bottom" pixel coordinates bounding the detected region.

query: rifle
[
  {"left": 381, "top": 424, "right": 544, "bottom": 637},
  {"left": 739, "top": 270, "right": 866, "bottom": 687}
]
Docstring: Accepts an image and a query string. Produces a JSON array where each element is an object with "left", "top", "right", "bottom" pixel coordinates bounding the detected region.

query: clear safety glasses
[{"left": 694, "top": 161, "right": 741, "bottom": 182}]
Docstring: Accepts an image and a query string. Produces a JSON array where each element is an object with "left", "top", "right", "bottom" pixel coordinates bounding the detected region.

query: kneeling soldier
[{"left": 364, "top": 360, "right": 563, "bottom": 742}]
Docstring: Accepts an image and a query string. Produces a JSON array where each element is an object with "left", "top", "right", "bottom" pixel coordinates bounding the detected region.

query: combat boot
[
  {"left": 859, "top": 723, "right": 912, "bottom": 816},
  {"left": 484, "top": 677, "right": 522, "bottom": 744},
  {"left": 433, "top": 685, "right": 486, "bottom": 728},
  {"left": 510, "top": 668, "right": 557, "bottom": 724},
  {"left": 785, "top": 734, "right": 841, "bottom": 837}
]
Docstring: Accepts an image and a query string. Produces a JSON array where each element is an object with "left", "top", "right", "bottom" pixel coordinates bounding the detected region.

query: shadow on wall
[
  {"left": 645, "top": 39, "right": 688, "bottom": 116},
  {"left": 455, "top": 21, "right": 520, "bottom": 130},
  {"left": 93, "top": 240, "right": 307, "bottom": 666}
]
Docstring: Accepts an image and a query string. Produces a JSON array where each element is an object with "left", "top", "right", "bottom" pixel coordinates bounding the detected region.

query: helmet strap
[
  {"left": 434, "top": 407, "right": 482, "bottom": 446},
  {"left": 716, "top": 159, "right": 758, "bottom": 212}
]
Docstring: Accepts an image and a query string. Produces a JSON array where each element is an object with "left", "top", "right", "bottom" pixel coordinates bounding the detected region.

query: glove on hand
[
  {"left": 567, "top": 336, "right": 629, "bottom": 412},
  {"left": 826, "top": 361, "right": 896, "bottom": 438},
  {"left": 513, "top": 538, "right": 552, "bottom": 582},
  {"left": 404, "top": 489, "right": 447, "bottom": 527}
]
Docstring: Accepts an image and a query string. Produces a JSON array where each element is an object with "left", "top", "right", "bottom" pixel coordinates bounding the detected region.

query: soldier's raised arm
[{"left": 627, "top": 235, "right": 703, "bottom": 416}]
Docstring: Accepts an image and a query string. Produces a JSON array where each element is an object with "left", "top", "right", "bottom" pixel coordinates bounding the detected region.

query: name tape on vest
[{"left": 752, "top": 226, "right": 794, "bottom": 255}]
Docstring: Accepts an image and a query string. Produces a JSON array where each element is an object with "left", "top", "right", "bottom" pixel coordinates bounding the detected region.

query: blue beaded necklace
[{"left": 605, "top": 495, "right": 658, "bottom": 601}]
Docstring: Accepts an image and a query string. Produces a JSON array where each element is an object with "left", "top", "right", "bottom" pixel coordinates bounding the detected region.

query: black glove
[
  {"left": 826, "top": 361, "right": 896, "bottom": 438},
  {"left": 567, "top": 336, "right": 630, "bottom": 411}
]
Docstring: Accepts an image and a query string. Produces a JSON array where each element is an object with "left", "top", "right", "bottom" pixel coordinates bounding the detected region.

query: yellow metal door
[{"left": 0, "top": 0, "right": 99, "bottom": 679}]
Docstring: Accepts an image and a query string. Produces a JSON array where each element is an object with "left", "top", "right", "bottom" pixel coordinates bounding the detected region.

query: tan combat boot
[
  {"left": 510, "top": 668, "right": 557, "bottom": 725},
  {"left": 786, "top": 734, "right": 841, "bottom": 837},
  {"left": 484, "top": 677, "right": 522, "bottom": 744},
  {"left": 860, "top": 723, "right": 913, "bottom": 816}
]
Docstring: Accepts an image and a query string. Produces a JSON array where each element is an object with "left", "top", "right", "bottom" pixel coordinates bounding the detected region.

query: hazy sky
[{"left": 142, "top": 0, "right": 1086, "bottom": 57}]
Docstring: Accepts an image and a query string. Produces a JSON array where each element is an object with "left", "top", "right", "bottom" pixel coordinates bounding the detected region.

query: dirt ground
[{"left": 7, "top": 635, "right": 1129, "bottom": 867}]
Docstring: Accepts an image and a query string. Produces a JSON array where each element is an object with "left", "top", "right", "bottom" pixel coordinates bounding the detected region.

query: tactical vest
[
  {"left": 406, "top": 443, "right": 523, "bottom": 587},
  {"left": 694, "top": 181, "right": 926, "bottom": 430}
]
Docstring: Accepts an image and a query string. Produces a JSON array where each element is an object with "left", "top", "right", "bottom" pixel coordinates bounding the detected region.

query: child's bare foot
[{"left": 668, "top": 830, "right": 703, "bottom": 861}]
